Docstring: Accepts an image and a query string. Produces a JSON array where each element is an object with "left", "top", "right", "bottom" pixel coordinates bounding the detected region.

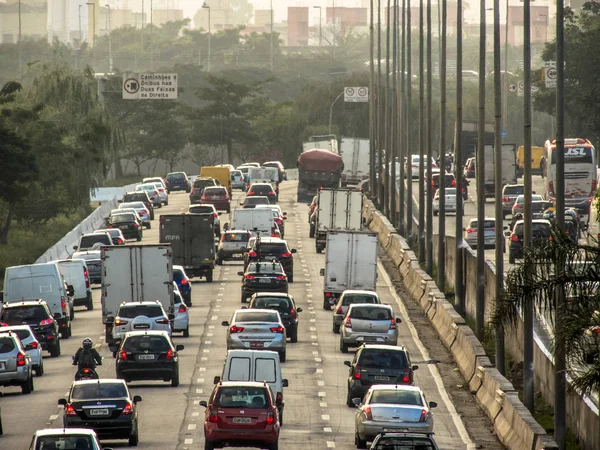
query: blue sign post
[{"left": 501, "top": 129, "right": 507, "bottom": 139}]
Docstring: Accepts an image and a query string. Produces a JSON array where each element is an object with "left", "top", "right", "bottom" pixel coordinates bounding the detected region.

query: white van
[
  {"left": 2, "top": 263, "right": 72, "bottom": 339},
  {"left": 214, "top": 350, "right": 289, "bottom": 423},
  {"left": 231, "top": 209, "right": 273, "bottom": 237},
  {"left": 53, "top": 259, "right": 93, "bottom": 310}
]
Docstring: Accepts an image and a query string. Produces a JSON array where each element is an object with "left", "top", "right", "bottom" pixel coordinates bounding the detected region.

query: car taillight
[
  {"left": 412, "top": 164, "right": 418, "bottom": 168},
  {"left": 402, "top": 370, "right": 411, "bottom": 383},
  {"left": 451, "top": 179, "right": 456, "bottom": 186},
  {"left": 434, "top": 196, "right": 439, "bottom": 201},
  {"left": 270, "top": 325, "right": 285, "bottom": 333},
  {"left": 268, "top": 191, "right": 275, "bottom": 195},
  {"left": 209, "top": 409, "right": 219, "bottom": 423},
  {"left": 119, "top": 350, "right": 127, "bottom": 360},
  {"left": 178, "top": 304, "right": 187, "bottom": 313},
  {"left": 115, "top": 318, "right": 128, "bottom": 326},
  {"left": 266, "top": 411, "right": 275, "bottom": 425},
  {"left": 276, "top": 392, "right": 283, "bottom": 404},
  {"left": 336, "top": 306, "right": 343, "bottom": 314},
  {"left": 30, "top": 341, "right": 39, "bottom": 349},
  {"left": 141, "top": 209, "right": 148, "bottom": 215},
  {"left": 510, "top": 234, "right": 519, "bottom": 242},
  {"left": 40, "top": 318, "right": 53, "bottom": 326},
  {"left": 108, "top": 224, "right": 113, "bottom": 228},
  {"left": 354, "top": 364, "right": 361, "bottom": 379},
  {"left": 153, "top": 191, "right": 159, "bottom": 197},
  {"left": 502, "top": 197, "right": 510, "bottom": 202},
  {"left": 549, "top": 181, "right": 554, "bottom": 195},
  {"left": 159, "top": 188, "right": 165, "bottom": 192},
  {"left": 192, "top": 188, "right": 198, "bottom": 194},
  {"left": 61, "top": 300, "right": 66, "bottom": 308},
  {"left": 281, "top": 252, "right": 292, "bottom": 258},
  {"left": 65, "top": 404, "right": 77, "bottom": 416},
  {"left": 290, "top": 309, "right": 297, "bottom": 320},
  {"left": 363, "top": 406, "right": 373, "bottom": 420},
  {"left": 166, "top": 349, "right": 174, "bottom": 359},
  {"left": 245, "top": 275, "right": 255, "bottom": 280},
  {"left": 389, "top": 319, "right": 397, "bottom": 330},
  {"left": 592, "top": 180, "right": 597, "bottom": 195},
  {"left": 213, "top": 212, "right": 218, "bottom": 218},
  {"left": 180, "top": 278, "right": 189, "bottom": 285},
  {"left": 345, "top": 317, "right": 352, "bottom": 329},
  {"left": 155, "top": 318, "right": 170, "bottom": 325},
  {"left": 431, "top": 180, "right": 435, "bottom": 186},
  {"left": 16, "top": 352, "right": 26, "bottom": 366},
  {"left": 325, "top": 292, "right": 331, "bottom": 297},
  {"left": 82, "top": 368, "right": 91, "bottom": 374},
  {"left": 133, "top": 223, "right": 139, "bottom": 228},
  {"left": 276, "top": 275, "right": 286, "bottom": 280},
  {"left": 419, "top": 409, "right": 429, "bottom": 422},
  {"left": 248, "top": 191, "right": 255, "bottom": 195},
  {"left": 230, "top": 326, "right": 244, "bottom": 333},
  {"left": 83, "top": 268, "right": 90, "bottom": 288},
  {"left": 466, "top": 228, "right": 476, "bottom": 234},
  {"left": 122, "top": 403, "right": 133, "bottom": 415},
  {"left": 249, "top": 251, "right": 257, "bottom": 257}
]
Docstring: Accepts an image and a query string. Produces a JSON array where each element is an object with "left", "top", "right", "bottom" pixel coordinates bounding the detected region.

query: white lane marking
[
  {"left": 208, "top": 325, "right": 214, "bottom": 329},
  {"left": 307, "top": 294, "right": 313, "bottom": 298},
  {"left": 197, "top": 378, "right": 204, "bottom": 383},
  {"left": 321, "top": 414, "right": 330, "bottom": 421},
  {"left": 312, "top": 342, "right": 319, "bottom": 346},
  {"left": 196, "top": 388, "right": 204, "bottom": 394},
  {"left": 316, "top": 368, "right": 323, "bottom": 374},
  {"left": 323, "top": 427, "right": 332, "bottom": 432},
  {"left": 312, "top": 351, "right": 319, "bottom": 355},
  {"left": 310, "top": 327, "right": 316, "bottom": 332},
  {"left": 94, "top": 344, "right": 102, "bottom": 349},
  {"left": 203, "top": 349, "right": 210, "bottom": 353},
  {"left": 201, "top": 357, "right": 208, "bottom": 361},
  {"left": 311, "top": 335, "right": 317, "bottom": 340},
  {"left": 205, "top": 340, "right": 212, "bottom": 345},
  {"left": 317, "top": 380, "right": 325, "bottom": 386},
  {"left": 315, "top": 357, "right": 322, "bottom": 362},
  {"left": 318, "top": 391, "right": 326, "bottom": 397},
  {"left": 310, "top": 318, "right": 316, "bottom": 323},
  {"left": 207, "top": 333, "right": 213, "bottom": 337},
  {"left": 192, "top": 412, "right": 200, "bottom": 417},
  {"left": 320, "top": 402, "right": 327, "bottom": 407},
  {"left": 199, "top": 367, "right": 206, "bottom": 372},
  {"left": 49, "top": 414, "right": 58, "bottom": 421},
  {"left": 378, "top": 261, "right": 475, "bottom": 449},
  {"left": 211, "top": 316, "right": 218, "bottom": 321},
  {"left": 188, "top": 424, "right": 197, "bottom": 430},
  {"left": 327, "top": 442, "right": 336, "bottom": 448},
  {"left": 185, "top": 438, "right": 193, "bottom": 444}
]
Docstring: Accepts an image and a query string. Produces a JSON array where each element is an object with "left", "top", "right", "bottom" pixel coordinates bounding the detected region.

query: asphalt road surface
[{"left": 0, "top": 181, "right": 500, "bottom": 449}]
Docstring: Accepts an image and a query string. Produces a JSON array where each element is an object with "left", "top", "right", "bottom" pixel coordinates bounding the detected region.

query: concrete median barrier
[
  {"left": 450, "top": 324, "right": 493, "bottom": 385},
  {"left": 430, "top": 298, "right": 464, "bottom": 349},
  {"left": 472, "top": 366, "right": 516, "bottom": 421}
]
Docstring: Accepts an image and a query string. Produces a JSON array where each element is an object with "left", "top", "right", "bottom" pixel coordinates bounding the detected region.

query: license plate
[
  {"left": 250, "top": 342, "right": 264, "bottom": 348},
  {"left": 374, "top": 376, "right": 390, "bottom": 381},
  {"left": 259, "top": 278, "right": 271, "bottom": 284},
  {"left": 138, "top": 354, "right": 155, "bottom": 360},
  {"left": 233, "top": 417, "right": 252, "bottom": 424},
  {"left": 363, "top": 336, "right": 378, "bottom": 341},
  {"left": 232, "top": 253, "right": 242, "bottom": 257},
  {"left": 89, "top": 408, "right": 110, "bottom": 416},
  {"left": 134, "top": 324, "right": 150, "bottom": 329}
]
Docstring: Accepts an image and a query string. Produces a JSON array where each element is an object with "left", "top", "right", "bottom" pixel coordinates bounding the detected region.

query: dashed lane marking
[
  {"left": 321, "top": 414, "right": 330, "bottom": 421},
  {"left": 327, "top": 441, "right": 336, "bottom": 448},
  {"left": 48, "top": 414, "right": 58, "bottom": 421},
  {"left": 317, "top": 381, "right": 325, "bottom": 386},
  {"left": 324, "top": 427, "right": 332, "bottom": 432},
  {"left": 318, "top": 391, "right": 326, "bottom": 397},
  {"left": 197, "top": 378, "right": 204, "bottom": 383},
  {"left": 196, "top": 389, "right": 203, "bottom": 394},
  {"left": 199, "top": 367, "right": 206, "bottom": 372},
  {"left": 316, "top": 368, "right": 323, "bottom": 374},
  {"left": 192, "top": 412, "right": 200, "bottom": 417},
  {"left": 187, "top": 424, "right": 197, "bottom": 430},
  {"left": 185, "top": 438, "right": 193, "bottom": 445},
  {"left": 320, "top": 402, "right": 327, "bottom": 407},
  {"left": 315, "top": 357, "right": 322, "bottom": 362}
]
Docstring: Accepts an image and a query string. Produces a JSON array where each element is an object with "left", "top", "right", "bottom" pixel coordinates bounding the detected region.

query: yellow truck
[
  {"left": 200, "top": 166, "right": 231, "bottom": 194},
  {"left": 516, "top": 145, "right": 545, "bottom": 176}
]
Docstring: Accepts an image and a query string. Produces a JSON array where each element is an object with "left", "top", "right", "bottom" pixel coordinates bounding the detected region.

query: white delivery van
[
  {"left": 231, "top": 208, "right": 274, "bottom": 237},
  {"left": 2, "top": 263, "right": 72, "bottom": 338},
  {"left": 214, "top": 350, "right": 289, "bottom": 424},
  {"left": 53, "top": 259, "right": 93, "bottom": 310}
]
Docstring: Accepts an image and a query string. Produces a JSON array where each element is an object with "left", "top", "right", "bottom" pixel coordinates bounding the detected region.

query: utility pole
[
  {"left": 79, "top": 5, "right": 83, "bottom": 46},
  {"left": 270, "top": 0, "right": 274, "bottom": 71},
  {"left": 203, "top": 2, "right": 211, "bottom": 72},
  {"left": 418, "top": 0, "right": 425, "bottom": 263},
  {"left": 332, "top": 0, "right": 337, "bottom": 58},
  {"left": 378, "top": 0, "right": 384, "bottom": 209},
  {"left": 475, "top": 0, "right": 486, "bottom": 341},
  {"left": 18, "top": 0, "right": 22, "bottom": 78},
  {"left": 141, "top": 0, "right": 144, "bottom": 51},
  {"left": 522, "top": 0, "right": 534, "bottom": 409},
  {"left": 385, "top": 0, "right": 391, "bottom": 217},
  {"left": 328, "top": 92, "right": 344, "bottom": 134},
  {"left": 150, "top": 0, "right": 154, "bottom": 70},
  {"left": 105, "top": 5, "right": 113, "bottom": 73},
  {"left": 494, "top": 0, "right": 505, "bottom": 375},
  {"left": 554, "top": 0, "right": 566, "bottom": 445},
  {"left": 454, "top": 0, "right": 465, "bottom": 315},
  {"left": 391, "top": 0, "right": 398, "bottom": 226},
  {"left": 425, "top": 0, "right": 433, "bottom": 275},
  {"left": 369, "top": 0, "right": 376, "bottom": 201},
  {"left": 399, "top": 0, "right": 406, "bottom": 234},
  {"left": 314, "top": 6, "right": 322, "bottom": 46},
  {"left": 86, "top": 2, "right": 96, "bottom": 48},
  {"left": 406, "top": 0, "right": 413, "bottom": 239},
  {"left": 437, "top": 0, "right": 447, "bottom": 289}
]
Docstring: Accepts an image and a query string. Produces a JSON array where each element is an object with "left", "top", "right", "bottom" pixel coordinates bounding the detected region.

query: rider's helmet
[{"left": 82, "top": 337, "right": 93, "bottom": 349}]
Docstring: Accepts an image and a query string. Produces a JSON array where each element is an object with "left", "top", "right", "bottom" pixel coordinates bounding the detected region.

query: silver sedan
[
  {"left": 353, "top": 384, "right": 437, "bottom": 449},
  {"left": 340, "top": 304, "right": 401, "bottom": 353},
  {"left": 332, "top": 290, "right": 381, "bottom": 334}
]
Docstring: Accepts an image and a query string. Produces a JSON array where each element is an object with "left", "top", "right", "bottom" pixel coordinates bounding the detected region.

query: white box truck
[
  {"left": 302, "top": 134, "right": 339, "bottom": 154},
  {"left": 101, "top": 244, "right": 174, "bottom": 342},
  {"left": 483, "top": 143, "right": 518, "bottom": 197},
  {"left": 340, "top": 137, "right": 370, "bottom": 187},
  {"left": 319, "top": 231, "right": 378, "bottom": 310},
  {"left": 231, "top": 208, "right": 274, "bottom": 237},
  {"left": 313, "top": 188, "right": 364, "bottom": 253}
]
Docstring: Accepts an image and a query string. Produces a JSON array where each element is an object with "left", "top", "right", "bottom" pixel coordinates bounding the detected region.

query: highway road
[{"left": 0, "top": 181, "right": 502, "bottom": 449}]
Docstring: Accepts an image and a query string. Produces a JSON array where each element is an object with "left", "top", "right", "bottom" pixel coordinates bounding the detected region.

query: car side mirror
[
  {"left": 133, "top": 395, "right": 142, "bottom": 403},
  {"left": 176, "top": 344, "right": 185, "bottom": 351},
  {"left": 240, "top": 247, "right": 246, "bottom": 252},
  {"left": 58, "top": 398, "right": 67, "bottom": 406},
  {"left": 214, "top": 376, "right": 221, "bottom": 384},
  {"left": 237, "top": 271, "right": 244, "bottom": 276},
  {"left": 241, "top": 306, "right": 247, "bottom": 309},
  {"left": 25, "top": 343, "right": 34, "bottom": 351},
  {"left": 67, "top": 285, "right": 74, "bottom": 296},
  {"left": 320, "top": 268, "right": 325, "bottom": 276},
  {"left": 53, "top": 313, "right": 62, "bottom": 320},
  {"left": 218, "top": 212, "right": 223, "bottom": 216},
  {"left": 199, "top": 400, "right": 208, "bottom": 407},
  {"left": 429, "top": 401, "right": 438, "bottom": 408},
  {"left": 504, "top": 231, "right": 511, "bottom": 237},
  {"left": 283, "top": 216, "right": 287, "bottom": 220},
  {"left": 291, "top": 249, "right": 297, "bottom": 254},
  {"left": 503, "top": 225, "right": 509, "bottom": 230},
  {"left": 282, "top": 379, "right": 289, "bottom": 387},
  {"left": 73, "top": 245, "right": 78, "bottom": 251},
  {"left": 283, "top": 212, "right": 287, "bottom": 215},
  {"left": 106, "top": 316, "right": 115, "bottom": 324},
  {"left": 412, "top": 365, "right": 419, "bottom": 371},
  {"left": 352, "top": 398, "right": 362, "bottom": 407},
  {"left": 221, "top": 321, "right": 230, "bottom": 327},
  {"left": 395, "top": 317, "right": 402, "bottom": 323},
  {"left": 168, "top": 313, "right": 175, "bottom": 321},
  {"left": 344, "top": 361, "right": 352, "bottom": 367},
  {"left": 297, "top": 307, "right": 303, "bottom": 313}
]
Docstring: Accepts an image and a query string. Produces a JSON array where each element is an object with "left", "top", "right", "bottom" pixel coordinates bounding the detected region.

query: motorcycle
[{"left": 72, "top": 356, "right": 102, "bottom": 381}]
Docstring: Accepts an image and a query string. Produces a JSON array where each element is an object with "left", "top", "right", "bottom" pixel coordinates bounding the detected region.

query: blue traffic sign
[{"left": 501, "top": 129, "right": 507, "bottom": 138}]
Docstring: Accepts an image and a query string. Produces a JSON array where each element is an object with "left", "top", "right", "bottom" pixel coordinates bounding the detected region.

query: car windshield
[
  {"left": 35, "top": 435, "right": 95, "bottom": 450},
  {"left": 359, "top": 349, "right": 409, "bottom": 369},
  {"left": 370, "top": 390, "right": 424, "bottom": 406},
  {"left": 118, "top": 305, "right": 163, "bottom": 318},
  {"left": 215, "top": 387, "right": 270, "bottom": 408},
  {"left": 349, "top": 306, "right": 392, "bottom": 320},
  {"left": 373, "top": 437, "right": 436, "bottom": 449},
  {"left": 120, "top": 202, "right": 145, "bottom": 210},
  {"left": 72, "top": 252, "right": 101, "bottom": 262},
  {"left": 342, "top": 294, "right": 379, "bottom": 306},
  {"left": 71, "top": 382, "right": 127, "bottom": 399},
  {"left": 110, "top": 214, "right": 135, "bottom": 224},
  {"left": 532, "top": 202, "right": 548, "bottom": 213},
  {"left": 468, "top": 220, "right": 495, "bottom": 229},
  {"left": 247, "top": 262, "right": 284, "bottom": 274},
  {"left": 224, "top": 233, "right": 249, "bottom": 242},
  {"left": 167, "top": 173, "right": 186, "bottom": 180},
  {"left": 245, "top": 197, "right": 269, "bottom": 205},
  {"left": 189, "top": 206, "right": 214, "bottom": 214},
  {"left": 137, "top": 184, "right": 156, "bottom": 191},
  {"left": 252, "top": 297, "right": 291, "bottom": 312},
  {"left": 0, "top": 337, "right": 16, "bottom": 353},
  {"left": 193, "top": 179, "right": 214, "bottom": 188},
  {"left": 236, "top": 311, "right": 280, "bottom": 323},
  {"left": 79, "top": 235, "right": 110, "bottom": 248},
  {"left": 515, "top": 222, "right": 551, "bottom": 236},
  {"left": 122, "top": 335, "right": 170, "bottom": 352},
  {"left": 1, "top": 306, "right": 48, "bottom": 323},
  {"left": 257, "top": 243, "right": 287, "bottom": 254},
  {"left": 124, "top": 193, "right": 147, "bottom": 202},
  {"left": 504, "top": 185, "right": 524, "bottom": 195},
  {"left": 205, "top": 188, "right": 226, "bottom": 195},
  {"left": 7, "top": 329, "right": 31, "bottom": 341},
  {"left": 105, "top": 229, "right": 122, "bottom": 238}
]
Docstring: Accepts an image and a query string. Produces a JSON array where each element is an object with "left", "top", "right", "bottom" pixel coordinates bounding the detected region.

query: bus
[{"left": 543, "top": 138, "right": 597, "bottom": 217}]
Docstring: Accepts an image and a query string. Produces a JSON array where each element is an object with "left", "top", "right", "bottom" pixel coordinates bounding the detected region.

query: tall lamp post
[
  {"left": 18, "top": 0, "right": 22, "bottom": 78},
  {"left": 79, "top": 5, "right": 83, "bottom": 46},
  {"left": 202, "top": 2, "right": 211, "bottom": 72},
  {"left": 270, "top": 0, "right": 274, "bottom": 71},
  {"left": 86, "top": 2, "right": 96, "bottom": 48},
  {"left": 105, "top": 5, "right": 113, "bottom": 73},
  {"left": 313, "top": 6, "right": 322, "bottom": 47}
]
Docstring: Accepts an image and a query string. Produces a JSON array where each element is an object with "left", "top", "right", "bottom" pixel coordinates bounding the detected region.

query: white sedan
[
  {"left": 172, "top": 282, "right": 190, "bottom": 338},
  {"left": 433, "top": 187, "right": 459, "bottom": 215}
]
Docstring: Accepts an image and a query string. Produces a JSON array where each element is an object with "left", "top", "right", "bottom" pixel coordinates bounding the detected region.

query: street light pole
[
  {"left": 384, "top": 0, "right": 391, "bottom": 217},
  {"left": 18, "top": 0, "right": 22, "bottom": 78},
  {"left": 369, "top": 0, "right": 375, "bottom": 200},
  {"left": 425, "top": 0, "right": 433, "bottom": 275},
  {"left": 270, "top": 0, "right": 274, "bottom": 71},
  {"left": 86, "top": 2, "right": 96, "bottom": 48},
  {"left": 329, "top": 91, "right": 344, "bottom": 134},
  {"left": 405, "top": 0, "right": 413, "bottom": 239},
  {"left": 150, "top": 0, "right": 154, "bottom": 70},
  {"left": 438, "top": 0, "right": 447, "bottom": 288},
  {"left": 79, "top": 5, "right": 83, "bottom": 47},
  {"left": 314, "top": 6, "right": 322, "bottom": 47},
  {"left": 202, "top": 2, "right": 211, "bottom": 72},
  {"left": 105, "top": 5, "right": 113, "bottom": 73},
  {"left": 418, "top": 0, "right": 425, "bottom": 263}
]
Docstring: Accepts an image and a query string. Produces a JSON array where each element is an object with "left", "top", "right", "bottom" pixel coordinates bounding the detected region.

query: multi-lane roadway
[{"left": 0, "top": 181, "right": 503, "bottom": 449}]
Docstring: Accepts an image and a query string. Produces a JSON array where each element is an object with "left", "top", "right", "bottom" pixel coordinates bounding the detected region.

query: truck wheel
[
  {"left": 61, "top": 326, "right": 69, "bottom": 339},
  {"left": 340, "top": 338, "right": 349, "bottom": 353},
  {"left": 216, "top": 258, "right": 223, "bottom": 265},
  {"left": 316, "top": 246, "right": 322, "bottom": 254},
  {"left": 87, "top": 298, "right": 94, "bottom": 311},
  {"left": 50, "top": 340, "right": 61, "bottom": 358},
  {"left": 183, "top": 327, "right": 190, "bottom": 338},
  {"left": 323, "top": 301, "right": 331, "bottom": 311},
  {"left": 206, "top": 269, "right": 213, "bottom": 282},
  {"left": 309, "top": 224, "right": 315, "bottom": 238}
]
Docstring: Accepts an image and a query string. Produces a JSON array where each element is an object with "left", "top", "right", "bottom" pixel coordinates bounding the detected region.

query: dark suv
[
  {"left": 247, "top": 183, "right": 278, "bottom": 203},
  {"left": 122, "top": 191, "right": 154, "bottom": 220},
  {"left": 238, "top": 262, "right": 288, "bottom": 303},
  {"left": 189, "top": 177, "right": 218, "bottom": 204},
  {"left": 508, "top": 219, "right": 552, "bottom": 264},
  {"left": 165, "top": 172, "right": 191, "bottom": 193},
  {"left": 343, "top": 344, "right": 419, "bottom": 406},
  {"left": 0, "top": 300, "right": 61, "bottom": 357},
  {"left": 247, "top": 293, "right": 302, "bottom": 343},
  {"left": 108, "top": 212, "right": 143, "bottom": 241},
  {"left": 243, "top": 237, "right": 296, "bottom": 282}
]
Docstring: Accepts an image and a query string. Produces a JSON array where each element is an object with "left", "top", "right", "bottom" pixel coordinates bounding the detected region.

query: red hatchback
[
  {"left": 200, "top": 381, "right": 280, "bottom": 450},
  {"left": 201, "top": 186, "right": 231, "bottom": 213}
]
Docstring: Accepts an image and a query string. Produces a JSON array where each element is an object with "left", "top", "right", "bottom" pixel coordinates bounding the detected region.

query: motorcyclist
[{"left": 73, "top": 337, "right": 102, "bottom": 370}]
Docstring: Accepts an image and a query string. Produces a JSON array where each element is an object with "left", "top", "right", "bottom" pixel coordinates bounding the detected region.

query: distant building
[
  {"left": 0, "top": 1, "right": 46, "bottom": 43},
  {"left": 287, "top": 7, "right": 308, "bottom": 46},
  {"left": 507, "top": 5, "right": 549, "bottom": 46},
  {"left": 152, "top": 9, "right": 183, "bottom": 26},
  {"left": 326, "top": 7, "right": 367, "bottom": 27},
  {"left": 254, "top": 9, "right": 271, "bottom": 28}
]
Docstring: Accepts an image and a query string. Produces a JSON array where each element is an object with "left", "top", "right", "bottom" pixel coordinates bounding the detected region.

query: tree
[{"left": 190, "top": 74, "right": 268, "bottom": 163}]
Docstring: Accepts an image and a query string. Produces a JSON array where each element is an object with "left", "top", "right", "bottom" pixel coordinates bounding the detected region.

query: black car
[
  {"left": 189, "top": 177, "right": 218, "bottom": 204},
  {"left": 122, "top": 191, "right": 154, "bottom": 220},
  {"left": 59, "top": 379, "right": 142, "bottom": 445},
  {"left": 508, "top": 219, "right": 552, "bottom": 264},
  {"left": 247, "top": 293, "right": 302, "bottom": 343},
  {"left": 244, "top": 237, "right": 296, "bottom": 282},
  {"left": 165, "top": 172, "right": 191, "bottom": 193},
  {"left": 344, "top": 344, "right": 419, "bottom": 407},
  {"left": 109, "top": 212, "right": 143, "bottom": 241},
  {"left": 238, "top": 261, "right": 288, "bottom": 303},
  {"left": 116, "top": 330, "right": 184, "bottom": 387},
  {"left": 370, "top": 433, "right": 440, "bottom": 450},
  {"left": 427, "top": 172, "right": 468, "bottom": 200},
  {"left": 241, "top": 196, "right": 270, "bottom": 209},
  {"left": 247, "top": 183, "right": 278, "bottom": 203},
  {"left": 0, "top": 300, "right": 61, "bottom": 357}
]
